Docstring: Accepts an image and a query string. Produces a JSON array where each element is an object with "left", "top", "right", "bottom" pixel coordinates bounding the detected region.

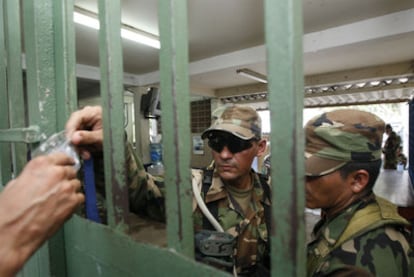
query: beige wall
[{"left": 190, "top": 135, "right": 213, "bottom": 168}]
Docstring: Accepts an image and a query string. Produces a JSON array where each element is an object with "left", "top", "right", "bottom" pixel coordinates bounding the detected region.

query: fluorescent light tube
[
  {"left": 73, "top": 11, "right": 99, "bottom": 30},
  {"left": 73, "top": 10, "right": 160, "bottom": 49},
  {"left": 121, "top": 28, "right": 160, "bottom": 49},
  {"left": 236, "top": 68, "right": 268, "bottom": 83}
]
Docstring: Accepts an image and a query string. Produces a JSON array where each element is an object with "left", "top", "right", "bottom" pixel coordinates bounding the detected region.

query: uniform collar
[
  {"left": 312, "top": 194, "right": 375, "bottom": 245},
  {"left": 204, "top": 169, "right": 270, "bottom": 206}
]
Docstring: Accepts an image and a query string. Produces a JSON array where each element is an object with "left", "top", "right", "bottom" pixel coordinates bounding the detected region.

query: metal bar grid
[{"left": 0, "top": 1, "right": 306, "bottom": 276}]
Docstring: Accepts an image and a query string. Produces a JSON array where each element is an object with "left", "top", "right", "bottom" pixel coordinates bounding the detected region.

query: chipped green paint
[
  {"left": 65, "top": 216, "right": 231, "bottom": 277},
  {"left": 0, "top": 126, "right": 42, "bottom": 143},
  {"left": 54, "top": 0, "right": 78, "bottom": 129},
  {"left": 98, "top": 0, "right": 129, "bottom": 232},
  {"left": 23, "top": 0, "right": 57, "bottom": 137},
  {"left": 4, "top": 0, "right": 26, "bottom": 176},
  {"left": 0, "top": 0, "right": 12, "bottom": 185},
  {"left": 265, "top": 0, "right": 306, "bottom": 276},
  {"left": 158, "top": 0, "right": 194, "bottom": 258}
]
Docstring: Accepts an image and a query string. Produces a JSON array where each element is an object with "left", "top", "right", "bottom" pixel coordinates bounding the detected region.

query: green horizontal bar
[{"left": 0, "top": 126, "right": 42, "bottom": 143}]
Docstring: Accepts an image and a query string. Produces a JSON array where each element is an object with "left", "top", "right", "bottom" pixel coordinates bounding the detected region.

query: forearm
[
  {"left": 0, "top": 221, "right": 32, "bottom": 277},
  {"left": 0, "top": 154, "right": 83, "bottom": 276},
  {"left": 0, "top": 185, "right": 52, "bottom": 277}
]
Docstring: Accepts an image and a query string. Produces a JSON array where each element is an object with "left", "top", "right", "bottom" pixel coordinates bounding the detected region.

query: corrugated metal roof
[{"left": 220, "top": 75, "right": 414, "bottom": 108}]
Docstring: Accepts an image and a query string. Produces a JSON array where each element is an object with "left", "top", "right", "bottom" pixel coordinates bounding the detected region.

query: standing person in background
[
  {"left": 0, "top": 153, "right": 84, "bottom": 277},
  {"left": 66, "top": 105, "right": 272, "bottom": 276},
  {"left": 305, "top": 109, "right": 414, "bottom": 276},
  {"left": 382, "top": 123, "right": 401, "bottom": 169},
  {"left": 396, "top": 146, "right": 408, "bottom": 170}
]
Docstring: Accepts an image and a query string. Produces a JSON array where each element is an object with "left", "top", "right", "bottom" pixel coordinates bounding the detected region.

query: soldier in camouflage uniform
[
  {"left": 304, "top": 109, "right": 414, "bottom": 276},
  {"left": 66, "top": 105, "right": 271, "bottom": 276},
  {"left": 382, "top": 124, "right": 401, "bottom": 169}
]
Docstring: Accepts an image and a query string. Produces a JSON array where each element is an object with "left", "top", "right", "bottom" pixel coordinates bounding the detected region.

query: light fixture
[
  {"left": 73, "top": 8, "right": 160, "bottom": 49},
  {"left": 236, "top": 68, "right": 268, "bottom": 83},
  {"left": 398, "top": 77, "right": 409, "bottom": 83}
]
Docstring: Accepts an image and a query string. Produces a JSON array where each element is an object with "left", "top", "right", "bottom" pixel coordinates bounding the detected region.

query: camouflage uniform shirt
[
  {"left": 125, "top": 144, "right": 271, "bottom": 275},
  {"left": 307, "top": 194, "right": 414, "bottom": 277}
]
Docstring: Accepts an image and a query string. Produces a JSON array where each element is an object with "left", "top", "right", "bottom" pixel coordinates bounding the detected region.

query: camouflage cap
[
  {"left": 201, "top": 105, "right": 261, "bottom": 140},
  {"left": 305, "top": 109, "right": 385, "bottom": 176}
]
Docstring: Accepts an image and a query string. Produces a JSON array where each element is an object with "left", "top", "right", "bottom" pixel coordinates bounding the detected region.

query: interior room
[{"left": 73, "top": 0, "right": 414, "bottom": 237}]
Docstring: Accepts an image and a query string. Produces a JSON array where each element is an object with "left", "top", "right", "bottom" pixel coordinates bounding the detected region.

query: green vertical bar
[
  {"left": 21, "top": 0, "right": 58, "bottom": 276},
  {"left": 5, "top": 0, "right": 26, "bottom": 176},
  {"left": 158, "top": 0, "right": 194, "bottom": 257},
  {"left": 0, "top": 0, "right": 12, "bottom": 185},
  {"left": 47, "top": 2, "right": 78, "bottom": 277},
  {"left": 264, "top": 0, "right": 306, "bottom": 276},
  {"left": 23, "top": 0, "right": 57, "bottom": 137},
  {"left": 54, "top": 0, "right": 77, "bottom": 129},
  {"left": 98, "top": 0, "right": 128, "bottom": 232}
]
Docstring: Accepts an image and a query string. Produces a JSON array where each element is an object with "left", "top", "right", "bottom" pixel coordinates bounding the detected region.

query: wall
[
  {"left": 189, "top": 99, "right": 213, "bottom": 168},
  {"left": 131, "top": 96, "right": 215, "bottom": 168},
  {"left": 78, "top": 90, "right": 136, "bottom": 145},
  {"left": 78, "top": 90, "right": 271, "bottom": 172}
]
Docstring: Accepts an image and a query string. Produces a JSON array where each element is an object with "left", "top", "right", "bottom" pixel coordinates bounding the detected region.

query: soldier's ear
[
  {"left": 349, "top": 170, "right": 369, "bottom": 193},
  {"left": 256, "top": 139, "right": 267, "bottom": 157}
]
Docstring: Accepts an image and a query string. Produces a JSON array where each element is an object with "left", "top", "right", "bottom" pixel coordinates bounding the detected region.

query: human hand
[
  {"left": 65, "top": 105, "right": 104, "bottom": 159},
  {"left": 0, "top": 152, "right": 84, "bottom": 277}
]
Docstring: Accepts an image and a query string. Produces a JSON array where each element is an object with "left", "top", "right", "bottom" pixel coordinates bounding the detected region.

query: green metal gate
[{"left": 0, "top": 0, "right": 305, "bottom": 276}]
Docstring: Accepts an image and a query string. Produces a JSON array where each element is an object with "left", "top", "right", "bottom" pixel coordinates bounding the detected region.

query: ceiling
[{"left": 74, "top": 0, "right": 414, "bottom": 107}]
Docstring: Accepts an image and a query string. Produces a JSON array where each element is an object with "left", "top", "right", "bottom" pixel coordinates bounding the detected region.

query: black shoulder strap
[
  {"left": 258, "top": 174, "right": 271, "bottom": 200},
  {"left": 257, "top": 173, "right": 272, "bottom": 268},
  {"left": 202, "top": 169, "right": 218, "bottom": 230},
  {"left": 258, "top": 174, "right": 272, "bottom": 236}
]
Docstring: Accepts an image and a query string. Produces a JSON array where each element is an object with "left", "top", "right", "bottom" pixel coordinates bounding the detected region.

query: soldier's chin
[
  {"left": 305, "top": 199, "right": 318, "bottom": 209},
  {"left": 218, "top": 171, "right": 238, "bottom": 182}
]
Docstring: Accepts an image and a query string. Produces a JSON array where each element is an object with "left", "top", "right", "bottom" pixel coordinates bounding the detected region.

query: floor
[{"left": 127, "top": 213, "right": 167, "bottom": 247}]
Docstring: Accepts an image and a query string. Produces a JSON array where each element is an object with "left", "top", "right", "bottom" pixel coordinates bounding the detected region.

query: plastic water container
[
  {"left": 148, "top": 143, "right": 164, "bottom": 176},
  {"left": 150, "top": 143, "right": 163, "bottom": 163},
  {"left": 147, "top": 162, "right": 164, "bottom": 176}
]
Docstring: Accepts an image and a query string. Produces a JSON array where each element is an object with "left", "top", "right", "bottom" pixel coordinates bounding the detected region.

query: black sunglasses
[
  {"left": 305, "top": 175, "right": 321, "bottom": 182},
  {"left": 207, "top": 133, "right": 256, "bottom": 154}
]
